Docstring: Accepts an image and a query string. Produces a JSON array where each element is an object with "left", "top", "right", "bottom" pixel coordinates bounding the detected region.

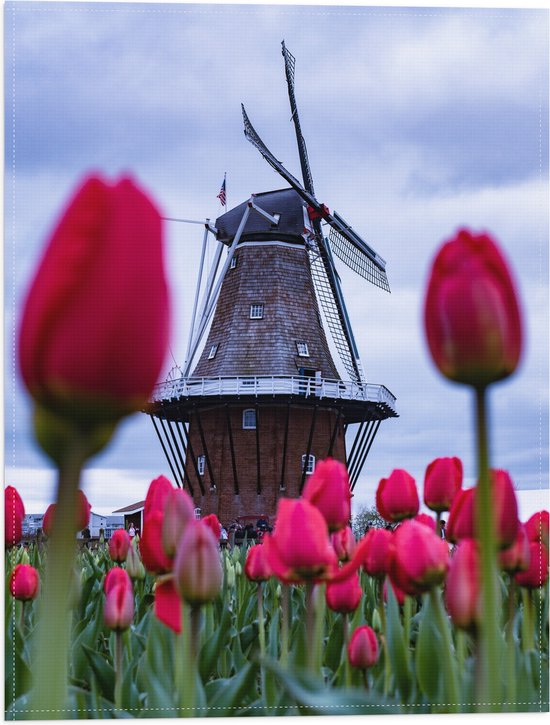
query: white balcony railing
[{"left": 152, "top": 375, "right": 397, "bottom": 414}]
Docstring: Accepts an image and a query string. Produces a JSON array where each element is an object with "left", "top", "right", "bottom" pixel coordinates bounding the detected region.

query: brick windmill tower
[{"left": 147, "top": 43, "right": 397, "bottom": 524}]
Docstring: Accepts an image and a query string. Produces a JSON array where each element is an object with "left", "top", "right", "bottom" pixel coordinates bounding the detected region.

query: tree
[{"left": 351, "top": 505, "right": 393, "bottom": 538}]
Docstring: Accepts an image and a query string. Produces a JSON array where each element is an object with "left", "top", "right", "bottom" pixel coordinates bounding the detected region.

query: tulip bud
[
  {"left": 103, "top": 569, "right": 134, "bottom": 631},
  {"left": 389, "top": 519, "right": 449, "bottom": 596},
  {"left": 18, "top": 175, "right": 170, "bottom": 429},
  {"left": 515, "top": 542, "right": 549, "bottom": 589},
  {"left": 500, "top": 524, "right": 530, "bottom": 573},
  {"left": 201, "top": 513, "right": 222, "bottom": 541},
  {"left": 331, "top": 526, "right": 356, "bottom": 563},
  {"left": 371, "top": 608, "right": 382, "bottom": 633},
  {"left": 360, "top": 528, "right": 393, "bottom": 579},
  {"left": 446, "top": 488, "right": 474, "bottom": 543},
  {"left": 326, "top": 571, "right": 362, "bottom": 614},
  {"left": 444, "top": 539, "right": 480, "bottom": 631},
  {"left": 108, "top": 529, "right": 131, "bottom": 563},
  {"left": 162, "top": 489, "right": 195, "bottom": 558},
  {"left": 140, "top": 510, "right": 172, "bottom": 574},
  {"left": 10, "top": 564, "right": 40, "bottom": 601},
  {"left": 424, "top": 228, "right": 522, "bottom": 386},
  {"left": 245, "top": 544, "right": 272, "bottom": 582},
  {"left": 302, "top": 458, "right": 352, "bottom": 532},
  {"left": 5, "top": 486, "right": 25, "bottom": 547},
  {"left": 125, "top": 544, "right": 146, "bottom": 580},
  {"left": 414, "top": 513, "right": 437, "bottom": 532},
  {"left": 424, "top": 457, "right": 463, "bottom": 513},
  {"left": 347, "top": 626, "right": 379, "bottom": 669},
  {"left": 376, "top": 469, "right": 419, "bottom": 523},
  {"left": 263, "top": 499, "right": 338, "bottom": 584},
  {"left": 524, "top": 511, "right": 549, "bottom": 549},
  {"left": 235, "top": 561, "right": 242, "bottom": 577},
  {"left": 144, "top": 475, "right": 174, "bottom": 519},
  {"left": 173, "top": 520, "right": 223, "bottom": 606},
  {"left": 225, "top": 562, "right": 236, "bottom": 589},
  {"left": 42, "top": 490, "right": 91, "bottom": 536}
]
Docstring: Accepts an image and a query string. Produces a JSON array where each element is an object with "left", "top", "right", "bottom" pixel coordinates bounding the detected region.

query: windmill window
[
  {"left": 208, "top": 344, "right": 219, "bottom": 360},
  {"left": 296, "top": 342, "right": 310, "bottom": 357},
  {"left": 250, "top": 304, "right": 264, "bottom": 319},
  {"left": 197, "top": 455, "right": 206, "bottom": 476},
  {"left": 230, "top": 256, "right": 237, "bottom": 269},
  {"left": 301, "top": 454, "right": 316, "bottom": 475},
  {"left": 243, "top": 409, "right": 257, "bottom": 429},
  {"left": 194, "top": 507, "right": 202, "bottom": 520}
]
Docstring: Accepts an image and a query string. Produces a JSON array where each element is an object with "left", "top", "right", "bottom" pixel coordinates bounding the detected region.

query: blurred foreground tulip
[
  {"left": 302, "top": 458, "right": 352, "bottom": 532},
  {"left": 524, "top": 510, "right": 549, "bottom": 549},
  {"left": 424, "top": 228, "right": 522, "bottom": 387},
  {"left": 140, "top": 510, "right": 173, "bottom": 574},
  {"left": 424, "top": 457, "right": 463, "bottom": 512},
  {"left": 263, "top": 499, "right": 337, "bottom": 584},
  {"left": 109, "top": 529, "right": 131, "bottom": 563},
  {"left": 5, "top": 486, "right": 25, "bottom": 547},
  {"left": 173, "top": 520, "right": 223, "bottom": 606},
  {"left": 376, "top": 469, "right": 419, "bottom": 523},
  {"left": 347, "top": 625, "right": 379, "bottom": 670},
  {"left": 201, "top": 513, "right": 222, "bottom": 541},
  {"left": 154, "top": 578, "right": 182, "bottom": 633},
  {"left": 500, "top": 525, "right": 530, "bottom": 573},
  {"left": 389, "top": 519, "right": 448, "bottom": 596},
  {"left": 42, "top": 490, "right": 91, "bottom": 536},
  {"left": 515, "top": 542, "right": 549, "bottom": 589},
  {"left": 445, "top": 539, "right": 481, "bottom": 631},
  {"left": 414, "top": 513, "right": 437, "bottom": 531},
  {"left": 18, "top": 175, "right": 170, "bottom": 429},
  {"left": 10, "top": 564, "right": 40, "bottom": 601}
]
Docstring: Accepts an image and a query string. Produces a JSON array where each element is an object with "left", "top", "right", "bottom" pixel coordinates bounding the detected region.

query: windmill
[{"left": 146, "top": 42, "right": 397, "bottom": 524}]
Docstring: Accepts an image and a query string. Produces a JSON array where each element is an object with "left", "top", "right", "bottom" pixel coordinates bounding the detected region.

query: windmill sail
[{"left": 328, "top": 225, "right": 391, "bottom": 292}]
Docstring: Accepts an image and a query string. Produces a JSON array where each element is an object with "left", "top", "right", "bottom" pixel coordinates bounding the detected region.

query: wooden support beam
[
  {"left": 348, "top": 420, "right": 374, "bottom": 482},
  {"left": 327, "top": 408, "right": 343, "bottom": 458},
  {"left": 351, "top": 420, "right": 382, "bottom": 490},
  {"left": 279, "top": 403, "right": 291, "bottom": 493},
  {"left": 193, "top": 405, "right": 217, "bottom": 492},
  {"left": 167, "top": 419, "right": 189, "bottom": 490},
  {"left": 174, "top": 420, "right": 195, "bottom": 496},
  {"left": 150, "top": 415, "right": 180, "bottom": 488},
  {"left": 225, "top": 405, "right": 240, "bottom": 495},
  {"left": 255, "top": 404, "right": 261, "bottom": 495},
  {"left": 158, "top": 416, "right": 184, "bottom": 488},
  {"left": 186, "top": 410, "right": 206, "bottom": 496},
  {"left": 300, "top": 404, "right": 318, "bottom": 493}
]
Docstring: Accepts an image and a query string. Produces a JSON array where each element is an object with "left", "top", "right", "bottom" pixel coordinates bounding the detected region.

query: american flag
[{"left": 216, "top": 176, "right": 226, "bottom": 206}]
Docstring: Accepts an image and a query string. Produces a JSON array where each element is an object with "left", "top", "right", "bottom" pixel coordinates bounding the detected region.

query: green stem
[
  {"left": 30, "top": 441, "right": 87, "bottom": 718},
  {"left": 522, "top": 588, "right": 534, "bottom": 652},
  {"left": 179, "top": 603, "right": 196, "bottom": 717},
  {"left": 429, "top": 589, "right": 460, "bottom": 712},
  {"left": 456, "top": 629, "right": 465, "bottom": 674},
  {"left": 436, "top": 511, "right": 442, "bottom": 539},
  {"left": 379, "top": 579, "right": 390, "bottom": 696},
  {"left": 19, "top": 601, "right": 25, "bottom": 635},
  {"left": 403, "top": 596, "right": 412, "bottom": 649},
  {"left": 280, "top": 585, "right": 290, "bottom": 667},
  {"left": 343, "top": 613, "right": 351, "bottom": 688},
  {"left": 114, "top": 631, "right": 123, "bottom": 710},
  {"left": 257, "top": 583, "right": 266, "bottom": 658},
  {"left": 506, "top": 579, "right": 517, "bottom": 707},
  {"left": 305, "top": 582, "right": 316, "bottom": 673},
  {"left": 474, "top": 385, "right": 501, "bottom": 709}
]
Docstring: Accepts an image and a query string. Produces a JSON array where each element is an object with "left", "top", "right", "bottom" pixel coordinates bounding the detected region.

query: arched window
[
  {"left": 301, "top": 454, "right": 316, "bottom": 475},
  {"left": 243, "top": 409, "right": 257, "bottom": 430}
]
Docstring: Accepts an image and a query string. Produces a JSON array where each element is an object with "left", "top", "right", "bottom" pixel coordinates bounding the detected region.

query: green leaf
[
  {"left": 415, "top": 594, "right": 442, "bottom": 701},
  {"left": 385, "top": 579, "right": 413, "bottom": 701},
  {"left": 82, "top": 644, "right": 115, "bottom": 703},
  {"left": 324, "top": 616, "right": 344, "bottom": 674},
  {"left": 206, "top": 662, "right": 259, "bottom": 715},
  {"left": 199, "top": 606, "right": 232, "bottom": 682}
]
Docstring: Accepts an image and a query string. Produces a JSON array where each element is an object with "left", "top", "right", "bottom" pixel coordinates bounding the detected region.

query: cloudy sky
[{"left": 4, "top": 1, "right": 549, "bottom": 519}]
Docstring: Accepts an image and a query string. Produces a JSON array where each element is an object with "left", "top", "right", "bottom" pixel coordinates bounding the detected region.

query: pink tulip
[
  {"left": 10, "top": 564, "right": 40, "bottom": 601},
  {"left": 144, "top": 475, "right": 174, "bottom": 519},
  {"left": 140, "top": 510, "right": 172, "bottom": 574},
  {"left": 360, "top": 528, "right": 394, "bottom": 579},
  {"left": 201, "top": 513, "right": 222, "bottom": 541},
  {"left": 104, "top": 566, "right": 131, "bottom": 594},
  {"left": 154, "top": 578, "right": 181, "bottom": 634},
  {"left": 524, "top": 511, "right": 549, "bottom": 549},
  {"left": 162, "top": 489, "right": 195, "bottom": 558},
  {"left": 245, "top": 544, "right": 272, "bottom": 582},
  {"left": 515, "top": 542, "right": 549, "bottom": 589},
  {"left": 331, "top": 526, "right": 356, "bottom": 563},
  {"left": 424, "top": 457, "right": 463, "bottom": 512},
  {"left": 5, "top": 486, "right": 25, "bottom": 547},
  {"left": 173, "top": 520, "right": 223, "bottom": 606},
  {"left": 500, "top": 525, "right": 530, "bottom": 573},
  {"left": 424, "top": 228, "right": 522, "bottom": 386},
  {"left": 389, "top": 519, "right": 448, "bottom": 596},
  {"left": 302, "top": 458, "right": 352, "bottom": 532},
  {"left": 263, "top": 499, "right": 337, "bottom": 584},
  {"left": 108, "top": 529, "right": 131, "bottom": 563},
  {"left": 347, "top": 626, "right": 379, "bottom": 669},
  {"left": 444, "top": 539, "right": 480, "bottom": 631},
  {"left": 326, "top": 571, "right": 362, "bottom": 614},
  {"left": 18, "top": 175, "right": 170, "bottom": 424},
  {"left": 414, "top": 513, "right": 437, "bottom": 532},
  {"left": 376, "top": 469, "right": 419, "bottom": 523},
  {"left": 103, "top": 569, "right": 134, "bottom": 631},
  {"left": 42, "top": 490, "right": 91, "bottom": 536}
]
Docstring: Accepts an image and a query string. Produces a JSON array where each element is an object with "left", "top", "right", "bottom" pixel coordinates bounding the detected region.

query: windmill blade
[
  {"left": 328, "top": 225, "right": 391, "bottom": 292},
  {"left": 281, "top": 41, "right": 315, "bottom": 195}
]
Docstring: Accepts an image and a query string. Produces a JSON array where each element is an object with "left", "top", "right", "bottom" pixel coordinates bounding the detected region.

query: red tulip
[
  {"left": 245, "top": 544, "right": 272, "bottom": 582},
  {"left": 302, "top": 458, "right": 352, "bottom": 532},
  {"left": 10, "top": 564, "right": 40, "bottom": 601},
  {"left": 104, "top": 566, "right": 129, "bottom": 594},
  {"left": 108, "top": 529, "right": 131, "bottom": 563},
  {"left": 42, "top": 490, "right": 91, "bottom": 536},
  {"left": 500, "top": 524, "right": 530, "bottom": 573},
  {"left": 5, "top": 486, "right": 25, "bottom": 547},
  {"left": 144, "top": 475, "right": 174, "bottom": 519},
  {"left": 376, "top": 469, "right": 419, "bottom": 523},
  {"left": 331, "top": 526, "right": 356, "bottom": 563},
  {"left": 515, "top": 542, "right": 549, "bottom": 589},
  {"left": 201, "top": 513, "right": 221, "bottom": 541},
  {"left": 383, "top": 576, "right": 406, "bottom": 607},
  {"left": 263, "top": 499, "right": 337, "bottom": 584},
  {"left": 162, "top": 488, "right": 195, "bottom": 558},
  {"left": 360, "top": 528, "right": 394, "bottom": 579},
  {"left": 18, "top": 175, "right": 170, "bottom": 424},
  {"left": 424, "top": 457, "right": 463, "bottom": 512},
  {"left": 326, "top": 571, "right": 362, "bottom": 614},
  {"left": 446, "top": 488, "right": 475, "bottom": 543},
  {"left": 424, "top": 228, "right": 522, "bottom": 387},
  {"left": 414, "top": 513, "right": 437, "bottom": 532},
  {"left": 173, "top": 520, "right": 223, "bottom": 606},
  {"left": 524, "top": 511, "right": 549, "bottom": 549},
  {"left": 389, "top": 519, "right": 449, "bottom": 596},
  {"left": 154, "top": 578, "right": 181, "bottom": 633},
  {"left": 103, "top": 568, "right": 134, "bottom": 631},
  {"left": 140, "top": 510, "right": 172, "bottom": 574},
  {"left": 347, "top": 626, "right": 379, "bottom": 669},
  {"left": 444, "top": 539, "right": 481, "bottom": 631}
]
